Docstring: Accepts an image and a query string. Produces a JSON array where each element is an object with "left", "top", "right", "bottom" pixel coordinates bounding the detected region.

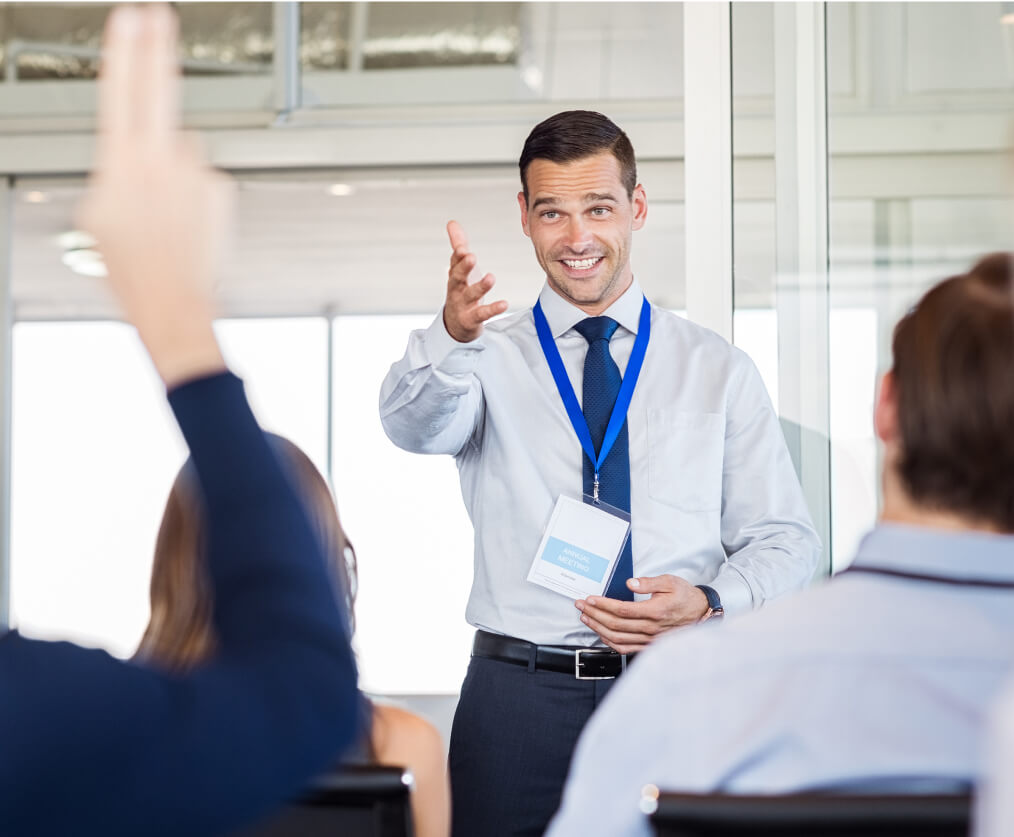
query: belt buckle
[{"left": 574, "top": 648, "right": 623, "bottom": 680}]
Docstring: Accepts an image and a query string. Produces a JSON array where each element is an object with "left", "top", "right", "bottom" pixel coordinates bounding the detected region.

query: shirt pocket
[{"left": 647, "top": 409, "right": 725, "bottom": 511}]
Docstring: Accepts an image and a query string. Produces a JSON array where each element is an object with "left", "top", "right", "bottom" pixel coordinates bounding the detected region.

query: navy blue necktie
[{"left": 573, "top": 317, "right": 633, "bottom": 601}]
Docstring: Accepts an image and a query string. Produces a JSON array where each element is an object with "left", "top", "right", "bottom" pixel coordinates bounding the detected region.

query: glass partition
[
  {"left": 0, "top": 2, "right": 275, "bottom": 118},
  {"left": 10, "top": 317, "right": 328, "bottom": 656},
  {"left": 732, "top": 2, "right": 1014, "bottom": 572},
  {"left": 826, "top": 1, "right": 1014, "bottom": 569}
]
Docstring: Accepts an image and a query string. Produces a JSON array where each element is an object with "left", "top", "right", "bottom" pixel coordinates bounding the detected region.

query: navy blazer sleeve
[{"left": 0, "top": 372, "right": 361, "bottom": 837}]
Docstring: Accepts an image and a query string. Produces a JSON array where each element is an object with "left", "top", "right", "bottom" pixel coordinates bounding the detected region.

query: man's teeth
[{"left": 563, "top": 257, "right": 602, "bottom": 269}]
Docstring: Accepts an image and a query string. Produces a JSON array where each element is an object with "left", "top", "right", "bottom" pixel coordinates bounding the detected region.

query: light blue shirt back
[{"left": 548, "top": 523, "right": 1014, "bottom": 836}]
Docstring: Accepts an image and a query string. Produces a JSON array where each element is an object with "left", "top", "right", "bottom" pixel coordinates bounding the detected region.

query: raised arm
[
  {"left": 0, "top": 7, "right": 360, "bottom": 835},
  {"left": 379, "top": 220, "right": 507, "bottom": 456}
]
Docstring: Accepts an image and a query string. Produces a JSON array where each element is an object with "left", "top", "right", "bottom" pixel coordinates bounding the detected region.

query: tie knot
[{"left": 574, "top": 316, "right": 619, "bottom": 344}]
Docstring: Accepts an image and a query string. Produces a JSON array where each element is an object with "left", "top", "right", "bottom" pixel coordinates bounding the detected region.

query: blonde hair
[{"left": 137, "top": 435, "right": 356, "bottom": 671}]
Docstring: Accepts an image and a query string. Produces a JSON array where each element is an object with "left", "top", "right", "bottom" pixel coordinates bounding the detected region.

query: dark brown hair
[
  {"left": 136, "top": 435, "right": 358, "bottom": 670},
  {"left": 519, "top": 110, "right": 637, "bottom": 203},
  {"left": 891, "top": 252, "right": 1014, "bottom": 531}
]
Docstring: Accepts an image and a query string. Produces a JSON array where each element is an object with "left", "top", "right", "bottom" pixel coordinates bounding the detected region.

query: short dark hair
[
  {"left": 891, "top": 252, "right": 1014, "bottom": 531},
  {"left": 519, "top": 110, "right": 637, "bottom": 203}
]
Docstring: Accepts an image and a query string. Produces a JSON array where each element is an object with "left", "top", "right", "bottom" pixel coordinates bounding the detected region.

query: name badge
[{"left": 527, "top": 495, "right": 631, "bottom": 600}]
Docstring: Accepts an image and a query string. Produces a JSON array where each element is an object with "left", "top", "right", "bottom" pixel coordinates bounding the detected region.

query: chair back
[
  {"left": 649, "top": 790, "right": 971, "bottom": 837},
  {"left": 236, "top": 765, "right": 414, "bottom": 837}
]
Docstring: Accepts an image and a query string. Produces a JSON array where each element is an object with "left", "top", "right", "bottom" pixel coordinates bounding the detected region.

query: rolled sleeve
[{"left": 717, "top": 351, "right": 822, "bottom": 609}]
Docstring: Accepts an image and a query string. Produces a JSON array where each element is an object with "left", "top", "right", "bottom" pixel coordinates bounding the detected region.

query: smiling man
[{"left": 380, "top": 110, "right": 820, "bottom": 837}]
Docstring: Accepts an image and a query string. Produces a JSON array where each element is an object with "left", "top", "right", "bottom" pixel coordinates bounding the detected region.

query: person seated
[
  {"left": 547, "top": 253, "right": 1014, "bottom": 837},
  {"left": 0, "top": 6, "right": 360, "bottom": 836},
  {"left": 136, "top": 435, "right": 451, "bottom": 837}
]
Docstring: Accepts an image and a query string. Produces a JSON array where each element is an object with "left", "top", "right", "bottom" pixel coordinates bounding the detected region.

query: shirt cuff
[
  {"left": 424, "top": 309, "right": 485, "bottom": 375},
  {"left": 707, "top": 570, "right": 754, "bottom": 618}
]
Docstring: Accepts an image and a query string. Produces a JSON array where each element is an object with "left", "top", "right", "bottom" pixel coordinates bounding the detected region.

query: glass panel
[
  {"left": 301, "top": 2, "right": 352, "bottom": 72},
  {"left": 731, "top": 3, "right": 778, "bottom": 407},
  {"left": 732, "top": 2, "right": 854, "bottom": 570},
  {"left": 302, "top": 1, "right": 682, "bottom": 108},
  {"left": 826, "top": 2, "right": 1014, "bottom": 568},
  {"left": 0, "top": 3, "right": 272, "bottom": 81},
  {"left": 0, "top": 3, "right": 273, "bottom": 117},
  {"left": 10, "top": 321, "right": 182, "bottom": 655},
  {"left": 10, "top": 318, "right": 328, "bottom": 656}
]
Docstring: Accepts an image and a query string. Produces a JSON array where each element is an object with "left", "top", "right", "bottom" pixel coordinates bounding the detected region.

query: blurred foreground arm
[{"left": 0, "top": 7, "right": 360, "bottom": 836}]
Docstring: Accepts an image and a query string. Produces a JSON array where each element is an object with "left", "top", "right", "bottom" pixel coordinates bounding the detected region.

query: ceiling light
[
  {"left": 57, "top": 230, "right": 97, "bottom": 250},
  {"left": 328, "top": 183, "right": 356, "bottom": 197},
  {"left": 58, "top": 230, "right": 106, "bottom": 278},
  {"left": 62, "top": 248, "right": 106, "bottom": 278},
  {"left": 23, "top": 190, "right": 50, "bottom": 204},
  {"left": 1002, "top": 2, "right": 1014, "bottom": 24}
]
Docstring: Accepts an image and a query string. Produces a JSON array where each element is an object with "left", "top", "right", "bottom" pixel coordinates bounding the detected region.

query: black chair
[
  {"left": 235, "top": 765, "right": 414, "bottom": 837},
  {"left": 648, "top": 790, "right": 972, "bottom": 837}
]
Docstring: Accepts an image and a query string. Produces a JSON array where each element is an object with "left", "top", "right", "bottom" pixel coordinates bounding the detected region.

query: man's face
[{"left": 518, "top": 151, "right": 647, "bottom": 316}]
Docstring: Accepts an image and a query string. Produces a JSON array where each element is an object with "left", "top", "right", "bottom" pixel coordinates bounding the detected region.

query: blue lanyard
[{"left": 533, "top": 295, "right": 651, "bottom": 500}]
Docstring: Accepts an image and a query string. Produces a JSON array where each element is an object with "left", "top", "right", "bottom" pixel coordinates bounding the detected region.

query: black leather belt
[{"left": 472, "top": 629, "right": 635, "bottom": 680}]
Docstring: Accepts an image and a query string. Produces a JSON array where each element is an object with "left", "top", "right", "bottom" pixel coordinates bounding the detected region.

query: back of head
[
  {"left": 138, "top": 435, "right": 356, "bottom": 670},
  {"left": 518, "top": 110, "right": 637, "bottom": 203},
  {"left": 891, "top": 253, "right": 1014, "bottom": 532}
]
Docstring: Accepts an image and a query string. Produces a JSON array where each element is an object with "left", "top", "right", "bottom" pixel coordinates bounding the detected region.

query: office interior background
[{"left": 0, "top": 1, "right": 1010, "bottom": 734}]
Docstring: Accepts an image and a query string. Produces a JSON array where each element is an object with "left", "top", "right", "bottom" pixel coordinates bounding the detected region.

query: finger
[
  {"left": 97, "top": 5, "right": 142, "bottom": 161},
  {"left": 581, "top": 614, "right": 653, "bottom": 650},
  {"left": 627, "top": 574, "right": 679, "bottom": 594},
  {"left": 461, "top": 273, "right": 496, "bottom": 304},
  {"left": 137, "top": 5, "right": 180, "bottom": 145},
  {"left": 447, "top": 220, "right": 470, "bottom": 253},
  {"left": 579, "top": 605, "right": 660, "bottom": 636},
  {"left": 470, "top": 299, "right": 508, "bottom": 324},
  {"left": 581, "top": 595, "right": 643, "bottom": 620},
  {"left": 449, "top": 252, "right": 476, "bottom": 285}
]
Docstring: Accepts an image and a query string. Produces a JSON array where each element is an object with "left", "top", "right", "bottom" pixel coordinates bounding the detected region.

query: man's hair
[
  {"left": 519, "top": 110, "right": 637, "bottom": 204},
  {"left": 891, "top": 252, "right": 1014, "bottom": 531}
]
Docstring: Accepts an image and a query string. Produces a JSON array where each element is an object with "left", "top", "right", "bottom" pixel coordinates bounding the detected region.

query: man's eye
[
  {"left": 591, "top": 207, "right": 611, "bottom": 216},
  {"left": 541, "top": 211, "right": 559, "bottom": 220}
]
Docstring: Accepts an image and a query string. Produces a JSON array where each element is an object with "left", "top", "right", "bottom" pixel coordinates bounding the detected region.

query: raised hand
[
  {"left": 442, "top": 220, "right": 508, "bottom": 343},
  {"left": 77, "top": 4, "right": 230, "bottom": 387}
]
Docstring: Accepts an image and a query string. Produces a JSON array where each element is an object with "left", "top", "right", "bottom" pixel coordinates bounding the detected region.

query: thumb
[{"left": 627, "top": 574, "right": 679, "bottom": 595}]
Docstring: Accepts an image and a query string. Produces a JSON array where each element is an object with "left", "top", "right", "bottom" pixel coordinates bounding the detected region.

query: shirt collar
[
  {"left": 536, "top": 277, "right": 645, "bottom": 339},
  {"left": 851, "top": 523, "right": 1014, "bottom": 583}
]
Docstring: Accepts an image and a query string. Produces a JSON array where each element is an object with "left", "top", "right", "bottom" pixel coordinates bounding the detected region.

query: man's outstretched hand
[{"left": 442, "top": 220, "right": 508, "bottom": 343}]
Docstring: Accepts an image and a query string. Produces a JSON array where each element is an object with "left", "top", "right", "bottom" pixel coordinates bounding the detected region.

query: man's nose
[{"left": 563, "top": 217, "right": 594, "bottom": 252}]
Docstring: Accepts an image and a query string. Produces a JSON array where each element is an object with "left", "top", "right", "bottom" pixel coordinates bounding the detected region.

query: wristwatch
[{"left": 695, "top": 584, "right": 724, "bottom": 622}]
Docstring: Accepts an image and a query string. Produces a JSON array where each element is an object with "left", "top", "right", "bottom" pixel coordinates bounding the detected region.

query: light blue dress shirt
[
  {"left": 976, "top": 678, "right": 1014, "bottom": 837},
  {"left": 380, "top": 278, "right": 820, "bottom": 645},
  {"left": 547, "top": 524, "right": 1014, "bottom": 837}
]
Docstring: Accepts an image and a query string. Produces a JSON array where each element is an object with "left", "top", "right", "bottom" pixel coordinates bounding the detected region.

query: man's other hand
[{"left": 575, "top": 575, "right": 710, "bottom": 655}]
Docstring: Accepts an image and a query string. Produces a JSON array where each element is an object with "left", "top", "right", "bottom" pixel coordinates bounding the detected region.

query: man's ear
[
  {"left": 517, "top": 191, "right": 531, "bottom": 237},
  {"left": 631, "top": 184, "right": 648, "bottom": 231},
  {"left": 874, "top": 369, "right": 898, "bottom": 446}
]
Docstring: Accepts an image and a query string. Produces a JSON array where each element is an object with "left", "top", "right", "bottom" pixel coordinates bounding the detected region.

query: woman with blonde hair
[{"left": 137, "top": 435, "right": 450, "bottom": 837}]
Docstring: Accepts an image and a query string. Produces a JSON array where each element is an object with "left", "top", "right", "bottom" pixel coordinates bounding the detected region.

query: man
[
  {"left": 380, "top": 110, "right": 819, "bottom": 835},
  {"left": 548, "top": 253, "right": 1014, "bottom": 837},
  {"left": 0, "top": 7, "right": 360, "bottom": 836}
]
